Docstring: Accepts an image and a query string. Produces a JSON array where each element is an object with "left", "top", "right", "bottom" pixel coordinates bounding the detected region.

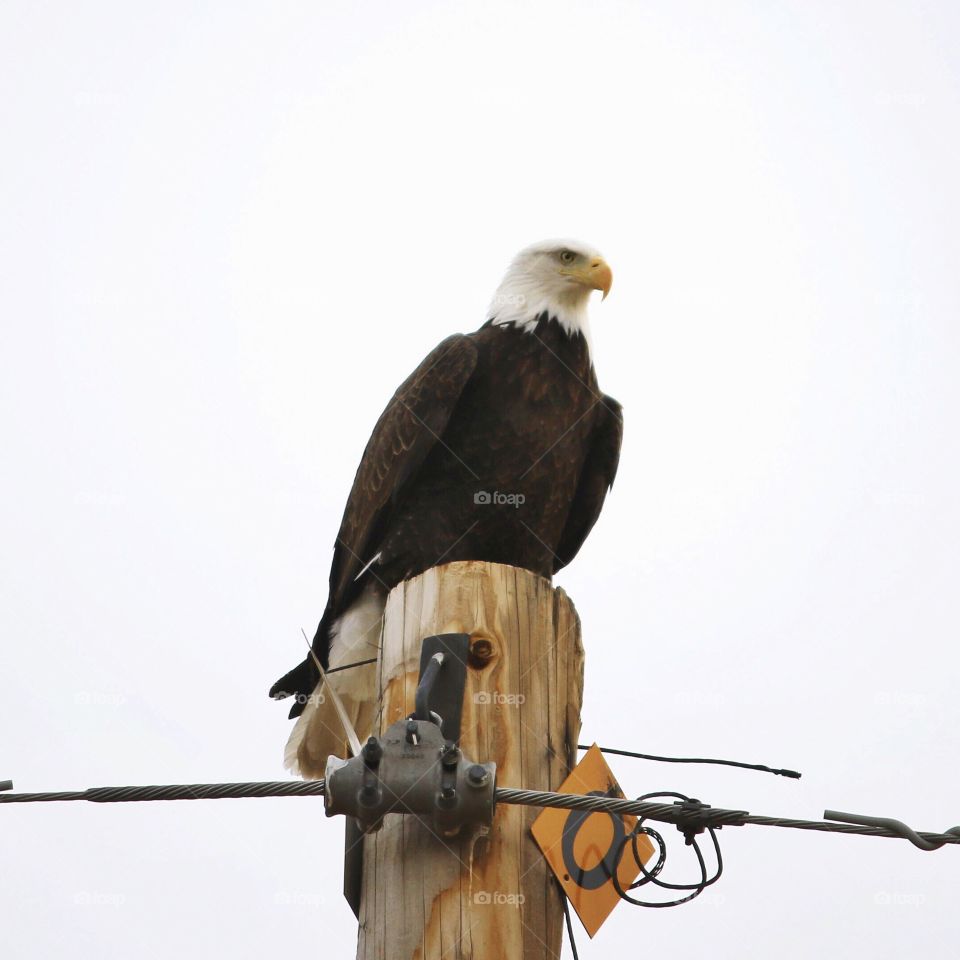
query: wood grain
[{"left": 355, "top": 561, "right": 584, "bottom": 960}]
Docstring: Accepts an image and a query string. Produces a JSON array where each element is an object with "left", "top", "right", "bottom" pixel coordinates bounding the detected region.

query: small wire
[
  {"left": 578, "top": 743, "right": 801, "bottom": 779},
  {"left": 612, "top": 829, "right": 708, "bottom": 908},
  {"left": 629, "top": 824, "right": 666, "bottom": 886},
  {"left": 559, "top": 881, "right": 580, "bottom": 960},
  {"left": 607, "top": 790, "right": 724, "bottom": 907},
  {"left": 326, "top": 657, "right": 378, "bottom": 675}
]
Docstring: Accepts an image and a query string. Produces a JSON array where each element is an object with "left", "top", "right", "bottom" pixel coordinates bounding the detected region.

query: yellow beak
[{"left": 562, "top": 257, "right": 613, "bottom": 300}]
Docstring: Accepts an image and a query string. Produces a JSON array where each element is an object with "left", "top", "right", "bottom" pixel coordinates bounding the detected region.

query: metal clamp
[
  {"left": 324, "top": 717, "right": 496, "bottom": 835},
  {"left": 666, "top": 798, "right": 749, "bottom": 843}
]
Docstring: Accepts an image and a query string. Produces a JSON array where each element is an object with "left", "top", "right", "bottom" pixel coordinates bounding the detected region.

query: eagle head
[{"left": 487, "top": 239, "right": 612, "bottom": 350}]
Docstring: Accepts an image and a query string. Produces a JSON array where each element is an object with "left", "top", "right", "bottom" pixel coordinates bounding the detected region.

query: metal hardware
[
  {"left": 324, "top": 717, "right": 496, "bottom": 835},
  {"left": 825, "top": 809, "right": 960, "bottom": 852},
  {"left": 412, "top": 634, "right": 471, "bottom": 743},
  {"left": 343, "top": 817, "right": 364, "bottom": 919}
]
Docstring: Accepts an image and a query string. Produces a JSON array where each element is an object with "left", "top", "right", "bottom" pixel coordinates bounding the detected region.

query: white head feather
[{"left": 486, "top": 239, "right": 612, "bottom": 358}]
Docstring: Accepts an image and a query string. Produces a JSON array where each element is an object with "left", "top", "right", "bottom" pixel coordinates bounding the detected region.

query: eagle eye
[{"left": 559, "top": 250, "right": 576, "bottom": 264}]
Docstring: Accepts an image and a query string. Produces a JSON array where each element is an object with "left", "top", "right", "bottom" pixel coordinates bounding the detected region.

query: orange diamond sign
[{"left": 531, "top": 744, "right": 655, "bottom": 937}]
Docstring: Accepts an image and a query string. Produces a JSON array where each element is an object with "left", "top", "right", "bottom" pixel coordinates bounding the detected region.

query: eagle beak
[
  {"left": 562, "top": 258, "right": 613, "bottom": 300},
  {"left": 589, "top": 258, "right": 613, "bottom": 300}
]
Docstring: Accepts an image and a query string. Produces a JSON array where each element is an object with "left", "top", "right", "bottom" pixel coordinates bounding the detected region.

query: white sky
[{"left": 2, "top": 1, "right": 959, "bottom": 956}]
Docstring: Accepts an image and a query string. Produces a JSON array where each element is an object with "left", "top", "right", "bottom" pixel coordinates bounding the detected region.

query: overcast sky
[{"left": 2, "top": 1, "right": 959, "bottom": 957}]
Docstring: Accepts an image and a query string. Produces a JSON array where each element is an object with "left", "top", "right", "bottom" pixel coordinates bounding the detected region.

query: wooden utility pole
[{"left": 355, "top": 560, "right": 584, "bottom": 960}]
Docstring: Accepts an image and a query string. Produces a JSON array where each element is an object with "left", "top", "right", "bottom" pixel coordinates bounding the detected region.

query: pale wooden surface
[{"left": 356, "top": 561, "right": 585, "bottom": 960}]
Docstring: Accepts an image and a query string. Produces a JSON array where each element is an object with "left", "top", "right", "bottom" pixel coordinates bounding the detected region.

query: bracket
[
  {"left": 343, "top": 817, "right": 364, "bottom": 919},
  {"left": 414, "top": 633, "right": 471, "bottom": 743}
]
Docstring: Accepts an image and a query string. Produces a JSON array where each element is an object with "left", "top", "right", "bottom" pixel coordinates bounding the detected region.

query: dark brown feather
[
  {"left": 327, "top": 334, "right": 479, "bottom": 608},
  {"left": 552, "top": 395, "right": 623, "bottom": 572},
  {"left": 270, "top": 317, "right": 621, "bottom": 712}
]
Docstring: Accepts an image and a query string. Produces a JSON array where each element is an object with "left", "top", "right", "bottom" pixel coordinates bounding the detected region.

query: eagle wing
[
  {"left": 552, "top": 394, "right": 623, "bottom": 573},
  {"left": 270, "top": 334, "right": 478, "bottom": 712},
  {"left": 327, "top": 333, "right": 479, "bottom": 616}
]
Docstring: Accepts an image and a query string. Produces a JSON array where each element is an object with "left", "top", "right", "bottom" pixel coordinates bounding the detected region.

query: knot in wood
[{"left": 468, "top": 635, "right": 497, "bottom": 669}]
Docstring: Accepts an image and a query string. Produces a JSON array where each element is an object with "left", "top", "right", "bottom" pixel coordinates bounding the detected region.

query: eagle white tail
[{"left": 284, "top": 583, "right": 385, "bottom": 778}]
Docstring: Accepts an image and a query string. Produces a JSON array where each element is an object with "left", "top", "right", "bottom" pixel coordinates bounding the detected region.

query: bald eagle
[{"left": 270, "top": 240, "right": 621, "bottom": 776}]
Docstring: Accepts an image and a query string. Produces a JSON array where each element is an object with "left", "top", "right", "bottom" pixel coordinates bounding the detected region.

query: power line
[
  {"left": 494, "top": 787, "right": 960, "bottom": 849},
  {"left": 5, "top": 767, "right": 956, "bottom": 959},
  {"left": 3, "top": 777, "right": 958, "bottom": 850},
  {"left": 0, "top": 780, "right": 326, "bottom": 803}
]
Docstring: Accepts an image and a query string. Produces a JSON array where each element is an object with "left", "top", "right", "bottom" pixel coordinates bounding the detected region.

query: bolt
[
  {"left": 441, "top": 744, "right": 461, "bottom": 769},
  {"left": 405, "top": 719, "right": 419, "bottom": 744},
  {"left": 362, "top": 737, "right": 382, "bottom": 767},
  {"left": 467, "top": 764, "right": 490, "bottom": 787},
  {"left": 437, "top": 784, "right": 457, "bottom": 808}
]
